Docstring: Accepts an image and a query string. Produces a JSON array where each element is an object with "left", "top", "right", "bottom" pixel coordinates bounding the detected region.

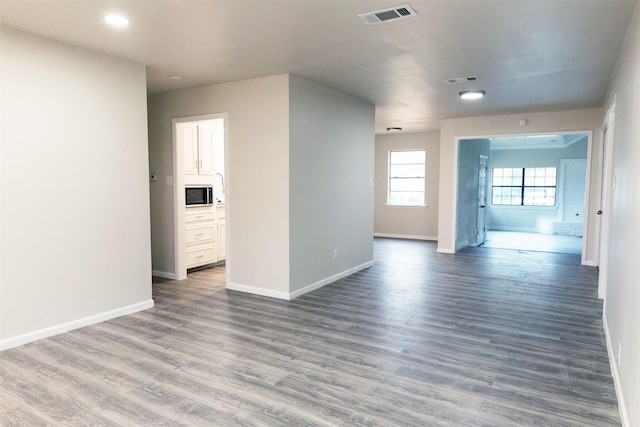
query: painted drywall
[
  {"left": 288, "top": 76, "right": 374, "bottom": 293},
  {"left": 0, "top": 28, "right": 152, "bottom": 345},
  {"left": 147, "top": 75, "right": 290, "bottom": 293},
  {"left": 487, "top": 138, "right": 588, "bottom": 232},
  {"left": 601, "top": 4, "right": 640, "bottom": 426},
  {"left": 437, "top": 108, "right": 602, "bottom": 264},
  {"left": 374, "top": 132, "right": 440, "bottom": 240},
  {"left": 456, "top": 139, "right": 490, "bottom": 249}
]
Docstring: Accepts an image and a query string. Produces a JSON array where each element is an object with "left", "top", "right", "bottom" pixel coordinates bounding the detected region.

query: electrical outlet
[
  {"left": 617, "top": 342, "right": 621, "bottom": 366},
  {"left": 333, "top": 249, "right": 338, "bottom": 261}
]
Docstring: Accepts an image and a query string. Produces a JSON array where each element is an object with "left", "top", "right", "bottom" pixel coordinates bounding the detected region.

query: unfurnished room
[{"left": 1, "top": 1, "right": 639, "bottom": 426}]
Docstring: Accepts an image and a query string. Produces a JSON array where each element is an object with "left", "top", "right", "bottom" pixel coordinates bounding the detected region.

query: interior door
[
  {"left": 476, "top": 155, "right": 488, "bottom": 246},
  {"left": 598, "top": 115, "right": 615, "bottom": 299}
]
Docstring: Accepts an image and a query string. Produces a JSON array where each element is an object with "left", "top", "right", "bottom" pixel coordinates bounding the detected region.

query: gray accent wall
[{"left": 289, "top": 76, "right": 374, "bottom": 293}]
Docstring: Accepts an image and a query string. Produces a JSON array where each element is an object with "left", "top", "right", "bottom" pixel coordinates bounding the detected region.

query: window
[
  {"left": 388, "top": 150, "right": 426, "bottom": 206},
  {"left": 492, "top": 167, "right": 556, "bottom": 206}
]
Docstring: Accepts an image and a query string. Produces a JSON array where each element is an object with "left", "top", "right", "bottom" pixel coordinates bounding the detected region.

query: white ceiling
[{"left": 1, "top": 0, "right": 636, "bottom": 133}]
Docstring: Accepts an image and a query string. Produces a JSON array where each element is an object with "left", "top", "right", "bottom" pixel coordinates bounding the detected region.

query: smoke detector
[{"left": 359, "top": 4, "right": 417, "bottom": 25}]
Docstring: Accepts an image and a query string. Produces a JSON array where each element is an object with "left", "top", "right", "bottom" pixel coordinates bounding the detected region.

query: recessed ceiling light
[
  {"left": 166, "top": 75, "right": 185, "bottom": 80},
  {"left": 386, "top": 127, "right": 402, "bottom": 132},
  {"left": 459, "top": 90, "right": 485, "bottom": 100},
  {"left": 104, "top": 14, "right": 130, "bottom": 27}
]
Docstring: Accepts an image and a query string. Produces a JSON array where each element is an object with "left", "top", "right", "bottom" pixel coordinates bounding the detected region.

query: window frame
[
  {"left": 387, "top": 149, "right": 427, "bottom": 207},
  {"left": 491, "top": 167, "right": 557, "bottom": 207}
]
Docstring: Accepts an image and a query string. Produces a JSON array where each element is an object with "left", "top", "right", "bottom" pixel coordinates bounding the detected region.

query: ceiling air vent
[
  {"left": 359, "top": 4, "right": 417, "bottom": 25},
  {"left": 444, "top": 76, "right": 480, "bottom": 84}
]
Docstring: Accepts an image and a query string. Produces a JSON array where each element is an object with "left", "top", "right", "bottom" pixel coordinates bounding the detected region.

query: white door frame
[
  {"left": 597, "top": 99, "right": 616, "bottom": 299},
  {"left": 476, "top": 154, "right": 488, "bottom": 246},
  {"left": 455, "top": 130, "right": 594, "bottom": 264},
  {"left": 172, "top": 113, "right": 228, "bottom": 281}
]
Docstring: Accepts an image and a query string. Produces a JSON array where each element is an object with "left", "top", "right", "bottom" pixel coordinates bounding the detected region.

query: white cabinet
[
  {"left": 185, "top": 205, "right": 225, "bottom": 269},
  {"left": 185, "top": 207, "right": 217, "bottom": 268},
  {"left": 181, "top": 123, "right": 216, "bottom": 176},
  {"left": 198, "top": 127, "right": 216, "bottom": 175},
  {"left": 217, "top": 205, "right": 226, "bottom": 261},
  {"left": 182, "top": 123, "right": 199, "bottom": 175}
]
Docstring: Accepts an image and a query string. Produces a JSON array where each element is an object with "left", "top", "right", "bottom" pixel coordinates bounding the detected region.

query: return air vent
[{"left": 359, "top": 4, "right": 417, "bottom": 25}]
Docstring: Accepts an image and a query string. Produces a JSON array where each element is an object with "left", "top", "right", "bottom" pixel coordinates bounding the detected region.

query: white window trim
[{"left": 387, "top": 149, "right": 427, "bottom": 207}]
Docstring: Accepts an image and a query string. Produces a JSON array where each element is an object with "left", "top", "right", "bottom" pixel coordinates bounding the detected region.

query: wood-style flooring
[{"left": 0, "top": 238, "right": 620, "bottom": 426}]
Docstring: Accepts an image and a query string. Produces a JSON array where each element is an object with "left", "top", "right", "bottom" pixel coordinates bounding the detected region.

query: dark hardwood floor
[{"left": 0, "top": 238, "right": 620, "bottom": 426}]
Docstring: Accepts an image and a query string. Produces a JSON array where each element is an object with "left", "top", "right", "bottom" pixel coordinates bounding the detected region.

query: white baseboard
[
  {"left": 374, "top": 233, "right": 438, "bottom": 241},
  {"left": 603, "top": 314, "right": 629, "bottom": 427},
  {"left": 289, "top": 260, "right": 374, "bottom": 300},
  {"left": 0, "top": 299, "right": 155, "bottom": 352},
  {"left": 227, "top": 260, "right": 374, "bottom": 301},
  {"left": 152, "top": 270, "right": 177, "bottom": 280},
  {"left": 226, "top": 282, "right": 291, "bottom": 300},
  {"left": 436, "top": 247, "right": 455, "bottom": 254},
  {"left": 582, "top": 260, "right": 596, "bottom": 267},
  {"left": 488, "top": 226, "right": 538, "bottom": 233}
]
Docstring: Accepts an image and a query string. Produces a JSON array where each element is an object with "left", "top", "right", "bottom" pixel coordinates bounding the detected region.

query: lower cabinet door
[{"left": 186, "top": 246, "right": 216, "bottom": 268}]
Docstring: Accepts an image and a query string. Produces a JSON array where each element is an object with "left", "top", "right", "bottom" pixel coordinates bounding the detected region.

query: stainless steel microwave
[{"left": 185, "top": 185, "right": 213, "bottom": 207}]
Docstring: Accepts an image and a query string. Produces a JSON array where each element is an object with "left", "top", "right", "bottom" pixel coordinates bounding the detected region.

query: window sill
[
  {"left": 490, "top": 205, "right": 557, "bottom": 209},
  {"left": 385, "top": 204, "right": 428, "bottom": 209}
]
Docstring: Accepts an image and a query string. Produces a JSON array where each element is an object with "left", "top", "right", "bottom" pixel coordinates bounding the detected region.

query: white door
[
  {"left": 598, "top": 110, "right": 616, "bottom": 299},
  {"left": 476, "top": 155, "right": 488, "bottom": 246},
  {"left": 559, "top": 159, "right": 587, "bottom": 221}
]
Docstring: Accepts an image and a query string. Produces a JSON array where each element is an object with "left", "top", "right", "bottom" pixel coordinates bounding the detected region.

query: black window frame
[{"left": 491, "top": 167, "right": 557, "bottom": 206}]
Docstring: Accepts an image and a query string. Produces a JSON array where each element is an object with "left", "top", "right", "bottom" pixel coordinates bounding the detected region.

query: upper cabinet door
[
  {"left": 198, "top": 127, "right": 215, "bottom": 176},
  {"left": 182, "top": 123, "right": 199, "bottom": 175}
]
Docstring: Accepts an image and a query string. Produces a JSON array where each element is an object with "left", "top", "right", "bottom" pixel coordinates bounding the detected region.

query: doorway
[
  {"left": 173, "top": 113, "right": 228, "bottom": 281},
  {"left": 457, "top": 132, "right": 592, "bottom": 259}
]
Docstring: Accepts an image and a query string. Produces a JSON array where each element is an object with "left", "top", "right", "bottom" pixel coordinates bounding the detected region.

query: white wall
[
  {"left": 289, "top": 76, "right": 375, "bottom": 294},
  {"left": 437, "top": 108, "right": 602, "bottom": 264},
  {"left": 148, "top": 75, "right": 291, "bottom": 294},
  {"left": 0, "top": 28, "right": 152, "bottom": 348},
  {"left": 374, "top": 132, "right": 440, "bottom": 240},
  {"left": 601, "top": 4, "right": 640, "bottom": 426}
]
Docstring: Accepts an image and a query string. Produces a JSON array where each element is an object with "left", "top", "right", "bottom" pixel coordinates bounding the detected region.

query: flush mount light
[
  {"left": 459, "top": 90, "right": 485, "bottom": 100},
  {"left": 104, "top": 14, "right": 130, "bottom": 27},
  {"left": 166, "top": 75, "right": 185, "bottom": 80},
  {"left": 386, "top": 127, "right": 403, "bottom": 132}
]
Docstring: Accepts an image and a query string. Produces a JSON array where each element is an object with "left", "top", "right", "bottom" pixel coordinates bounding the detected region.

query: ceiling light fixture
[
  {"left": 386, "top": 127, "right": 402, "bottom": 132},
  {"left": 104, "top": 14, "right": 130, "bottom": 27},
  {"left": 166, "top": 75, "right": 185, "bottom": 80},
  {"left": 459, "top": 90, "right": 485, "bottom": 100}
]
